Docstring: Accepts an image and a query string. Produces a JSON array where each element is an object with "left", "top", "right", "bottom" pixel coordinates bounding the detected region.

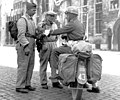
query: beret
[{"left": 26, "top": 2, "right": 36, "bottom": 10}]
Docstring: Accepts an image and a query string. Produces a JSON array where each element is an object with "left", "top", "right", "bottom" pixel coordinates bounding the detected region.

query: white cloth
[
  {"left": 71, "top": 41, "right": 92, "bottom": 53},
  {"left": 44, "top": 29, "right": 50, "bottom": 36}
]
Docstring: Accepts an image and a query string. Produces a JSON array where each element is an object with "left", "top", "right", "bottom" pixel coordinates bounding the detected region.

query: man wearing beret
[
  {"left": 49, "top": 6, "right": 85, "bottom": 85},
  {"left": 15, "top": 2, "right": 37, "bottom": 93}
]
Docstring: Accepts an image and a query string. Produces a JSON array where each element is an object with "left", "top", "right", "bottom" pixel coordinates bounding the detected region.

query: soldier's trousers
[
  {"left": 50, "top": 45, "right": 72, "bottom": 82},
  {"left": 16, "top": 43, "right": 35, "bottom": 88},
  {"left": 39, "top": 42, "right": 57, "bottom": 84}
]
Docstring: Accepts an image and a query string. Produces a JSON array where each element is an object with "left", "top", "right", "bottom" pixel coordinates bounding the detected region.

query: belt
[{"left": 25, "top": 32, "right": 36, "bottom": 39}]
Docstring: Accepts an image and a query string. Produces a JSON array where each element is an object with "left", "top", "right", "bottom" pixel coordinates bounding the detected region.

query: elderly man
[
  {"left": 49, "top": 6, "right": 85, "bottom": 87},
  {"left": 36, "top": 11, "right": 62, "bottom": 89},
  {"left": 16, "top": 2, "right": 37, "bottom": 93}
]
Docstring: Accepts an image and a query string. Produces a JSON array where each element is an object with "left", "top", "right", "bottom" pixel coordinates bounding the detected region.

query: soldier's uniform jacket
[
  {"left": 51, "top": 17, "right": 85, "bottom": 41},
  {"left": 16, "top": 14, "right": 36, "bottom": 50},
  {"left": 15, "top": 13, "right": 36, "bottom": 89}
]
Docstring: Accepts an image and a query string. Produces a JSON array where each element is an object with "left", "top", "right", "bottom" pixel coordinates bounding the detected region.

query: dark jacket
[{"left": 50, "top": 18, "right": 85, "bottom": 41}]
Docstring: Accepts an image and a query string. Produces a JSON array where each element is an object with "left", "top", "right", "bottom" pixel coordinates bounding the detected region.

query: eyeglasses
[
  {"left": 49, "top": 15, "right": 55, "bottom": 17},
  {"left": 65, "top": 11, "right": 68, "bottom": 14}
]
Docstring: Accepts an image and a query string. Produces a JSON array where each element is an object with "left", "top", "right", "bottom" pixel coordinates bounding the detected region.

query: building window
[
  {"left": 83, "top": 0, "right": 87, "bottom": 5},
  {"left": 96, "top": 0, "right": 102, "bottom": 3},
  {"left": 109, "top": 0, "right": 119, "bottom": 10},
  {"left": 96, "top": 3, "right": 102, "bottom": 12},
  {"left": 95, "top": 1, "right": 102, "bottom": 34},
  {"left": 96, "top": 20, "right": 102, "bottom": 33}
]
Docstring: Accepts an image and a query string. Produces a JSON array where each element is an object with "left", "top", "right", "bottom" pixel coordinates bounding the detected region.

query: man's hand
[
  {"left": 44, "top": 29, "right": 50, "bottom": 36},
  {"left": 48, "top": 30, "right": 53, "bottom": 37},
  {"left": 61, "top": 34, "right": 68, "bottom": 40},
  {"left": 24, "top": 45, "right": 30, "bottom": 56}
]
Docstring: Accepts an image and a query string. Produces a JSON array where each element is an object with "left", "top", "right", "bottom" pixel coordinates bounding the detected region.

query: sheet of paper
[{"left": 44, "top": 29, "right": 50, "bottom": 36}]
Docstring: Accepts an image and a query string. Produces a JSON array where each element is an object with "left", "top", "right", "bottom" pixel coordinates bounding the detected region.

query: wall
[{"left": 0, "top": 2, "right": 1, "bottom": 45}]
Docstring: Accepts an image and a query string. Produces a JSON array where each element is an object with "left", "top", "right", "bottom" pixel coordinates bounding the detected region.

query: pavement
[{"left": 0, "top": 46, "right": 120, "bottom": 100}]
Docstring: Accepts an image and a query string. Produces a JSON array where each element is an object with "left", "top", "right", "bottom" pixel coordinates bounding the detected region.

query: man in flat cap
[
  {"left": 48, "top": 6, "right": 85, "bottom": 86},
  {"left": 15, "top": 2, "right": 37, "bottom": 93},
  {"left": 49, "top": 6, "right": 101, "bottom": 93},
  {"left": 36, "top": 11, "right": 63, "bottom": 89}
]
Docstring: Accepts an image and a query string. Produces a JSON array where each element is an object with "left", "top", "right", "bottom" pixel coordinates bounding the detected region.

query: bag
[
  {"left": 87, "top": 54, "right": 103, "bottom": 84},
  {"left": 72, "top": 41, "right": 92, "bottom": 54},
  {"left": 8, "top": 17, "right": 28, "bottom": 41},
  {"left": 76, "top": 52, "right": 90, "bottom": 60},
  {"left": 58, "top": 54, "right": 78, "bottom": 83}
]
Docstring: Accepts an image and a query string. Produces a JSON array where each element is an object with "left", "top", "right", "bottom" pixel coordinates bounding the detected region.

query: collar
[{"left": 25, "top": 14, "right": 33, "bottom": 20}]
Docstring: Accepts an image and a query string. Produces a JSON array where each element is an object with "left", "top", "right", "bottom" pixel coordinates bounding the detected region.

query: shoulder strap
[
  {"left": 21, "top": 17, "right": 28, "bottom": 33},
  {"left": 20, "top": 17, "right": 36, "bottom": 39}
]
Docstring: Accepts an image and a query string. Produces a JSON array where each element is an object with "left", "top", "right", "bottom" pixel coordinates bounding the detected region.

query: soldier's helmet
[
  {"left": 45, "top": 11, "right": 57, "bottom": 16},
  {"left": 65, "top": 6, "right": 78, "bottom": 15}
]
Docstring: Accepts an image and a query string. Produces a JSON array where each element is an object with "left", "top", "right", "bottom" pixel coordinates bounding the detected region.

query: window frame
[{"left": 109, "top": 0, "right": 119, "bottom": 11}]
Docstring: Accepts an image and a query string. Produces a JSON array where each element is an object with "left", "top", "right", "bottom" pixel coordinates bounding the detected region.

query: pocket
[
  {"left": 42, "top": 43, "right": 48, "bottom": 51},
  {"left": 39, "top": 48, "right": 47, "bottom": 58},
  {"left": 16, "top": 43, "right": 21, "bottom": 50}
]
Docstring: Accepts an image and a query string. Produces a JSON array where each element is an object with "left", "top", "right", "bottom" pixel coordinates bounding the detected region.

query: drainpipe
[{"left": 1, "top": 0, "right": 7, "bottom": 46}]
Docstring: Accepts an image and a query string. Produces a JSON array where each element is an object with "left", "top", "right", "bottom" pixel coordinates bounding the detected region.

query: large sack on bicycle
[
  {"left": 87, "top": 54, "right": 103, "bottom": 84},
  {"left": 58, "top": 54, "right": 78, "bottom": 83},
  {"left": 72, "top": 41, "right": 92, "bottom": 54}
]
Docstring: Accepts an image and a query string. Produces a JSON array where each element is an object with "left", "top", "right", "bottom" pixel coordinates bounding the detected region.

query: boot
[
  {"left": 52, "top": 82, "right": 63, "bottom": 89},
  {"left": 41, "top": 83, "right": 48, "bottom": 89},
  {"left": 87, "top": 87, "right": 100, "bottom": 93},
  {"left": 83, "top": 83, "right": 89, "bottom": 88}
]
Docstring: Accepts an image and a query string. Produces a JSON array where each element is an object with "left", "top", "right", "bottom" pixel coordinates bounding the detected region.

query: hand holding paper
[{"left": 44, "top": 29, "right": 50, "bottom": 36}]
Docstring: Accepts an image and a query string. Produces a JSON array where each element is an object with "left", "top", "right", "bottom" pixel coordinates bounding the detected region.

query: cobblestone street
[
  {"left": 0, "top": 66, "right": 120, "bottom": 100},
  {"left": 1, "top": 0, "right": 120, "bottom": 99}
]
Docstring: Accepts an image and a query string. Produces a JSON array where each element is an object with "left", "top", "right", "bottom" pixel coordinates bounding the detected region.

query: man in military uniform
[
  {"left": 36, "top": 11, "right": 63, "bottom": 89},
  {"left": 49, "top": 6, "right": 85, "bottom": 84},
  {"left": 16, "top": 2, "right": 36, "bottom": 93}
]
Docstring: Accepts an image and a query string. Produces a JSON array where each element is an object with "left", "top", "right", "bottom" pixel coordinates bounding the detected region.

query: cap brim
[{"left": 46, "top": 12, "right": 57, "bottom": 15}]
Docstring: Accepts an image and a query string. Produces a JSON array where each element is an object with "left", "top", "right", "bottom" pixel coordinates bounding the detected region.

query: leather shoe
[
  {"left": 41, "top": 85, "right": 48, "bottom": 89},
  {"left": 52, "top": 82, "right": 63, "bottom": 89},
  {"left": 83, "top": 83, "right": 89, "bottom": 88},
  {"left": 16, "top": 88, "right": 29, "bottom": 93},
  {"left": 87, "top": 87, "right": 100, "bottom": 93},
  {"left": 25, "top": 86, "right": 36, "bottom": 91}
]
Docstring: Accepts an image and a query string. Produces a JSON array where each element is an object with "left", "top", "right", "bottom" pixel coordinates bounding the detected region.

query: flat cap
[
  {"left": 45, "top": 11, "right": 57, "bottom": 15},
  {"left": 65, "top": 6, "right": 78, "bottom": 15}
]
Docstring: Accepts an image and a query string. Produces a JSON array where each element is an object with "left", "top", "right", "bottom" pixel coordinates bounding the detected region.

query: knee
[{"left": 52, "top": 48, "right": 59, "bottom": 55}]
